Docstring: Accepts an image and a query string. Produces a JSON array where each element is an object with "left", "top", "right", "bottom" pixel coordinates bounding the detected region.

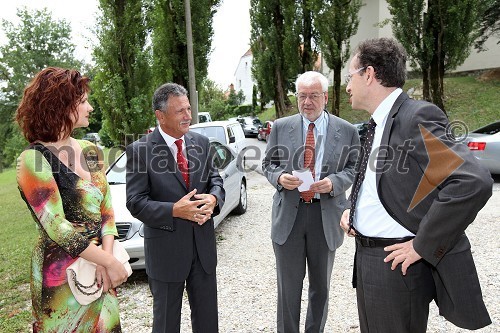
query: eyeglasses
[
  {"left": 344, "top": 67, "right": 366, "bottom": 85},
  {"left": 295, "top": 92, "right": 325, "bottom": 102}
]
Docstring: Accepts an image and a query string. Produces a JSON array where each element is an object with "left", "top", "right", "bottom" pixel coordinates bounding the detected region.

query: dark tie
[
  {"left": 349, "top": 118, "right": 377, "bottom": 230},
  {"left": 301, "top": 123, "right": 315, "bottom": 202},
  {"left": 174, "top": 139, "right": 189, "bottom": 188}
]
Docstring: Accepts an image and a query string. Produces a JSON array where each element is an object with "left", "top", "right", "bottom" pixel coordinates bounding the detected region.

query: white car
[
  {"left": 198, "top": 111, "right": 212, "bottom": 123},
  {"left": 106, "top": 139, "right": 248, "bottom": 270},
  {"left": 190, "top": 120, "right": 247, "bottom": 154},
  {"left": 82, "top": 132, "right": 101, "bottom": 144}
]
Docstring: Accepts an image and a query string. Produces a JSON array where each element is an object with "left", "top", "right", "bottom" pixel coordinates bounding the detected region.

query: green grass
[
  {"left": 0, "top": 75, "right": 498, "bottom": 331},
  {"left": 258, "top": 75, "right": 500, "bottom": 131},
  {"left": 0, "top": 168, "right": 36, "bottom": 332}
]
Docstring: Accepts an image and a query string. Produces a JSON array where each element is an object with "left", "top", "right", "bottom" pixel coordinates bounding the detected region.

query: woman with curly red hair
[{"left": 15, "top": 67, "right": 129, "bottom": 332}]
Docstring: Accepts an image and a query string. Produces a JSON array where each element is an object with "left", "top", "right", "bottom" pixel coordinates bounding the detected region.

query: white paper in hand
[{"left": 292, "top": 170, "right": 314, "bottom": 192}]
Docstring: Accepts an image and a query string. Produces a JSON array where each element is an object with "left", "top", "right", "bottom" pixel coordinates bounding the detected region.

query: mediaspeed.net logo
[{"left": 408, "top": 124, "right": 465, "bottom": 212}]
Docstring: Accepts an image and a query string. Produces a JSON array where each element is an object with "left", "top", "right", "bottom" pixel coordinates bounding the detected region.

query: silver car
[
  {"left": 106, "top": 139, "right": 248, "bottom": 270},
  {"left": 464, "top": 121, "right": 500, "bottom": 175}
]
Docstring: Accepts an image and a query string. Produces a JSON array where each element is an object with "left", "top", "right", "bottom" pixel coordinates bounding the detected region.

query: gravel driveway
[{"left": 117, "top": 172, "right": 499, "bottom": 333}]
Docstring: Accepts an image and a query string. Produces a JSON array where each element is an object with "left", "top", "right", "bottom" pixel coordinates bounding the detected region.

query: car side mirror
[{"left": 229, "top": 136, "right": 235, "bottom": 143}]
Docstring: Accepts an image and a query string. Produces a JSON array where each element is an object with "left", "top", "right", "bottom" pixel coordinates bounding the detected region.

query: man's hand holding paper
[{"left": 292, "top": 170, "right": 314, "bottom": 192}]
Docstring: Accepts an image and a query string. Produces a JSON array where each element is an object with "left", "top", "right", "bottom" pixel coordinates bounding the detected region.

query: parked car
[
  {"left": 198, "top": 111, "right": 212, "bottom": 123},
  {"left": 463, "top": 121, "right": 500, "bottom": 175},
  {"left": 232, "top": 116, "right": 262, "bottom": 137},
  {"left": 257, "top": 120, "right": 273, "bottom": 142},
  {"left": 190, "top": 120, "right": 247, "bottom": 154},
  {"left": 105, "top": 138, "right": 248, "bottom": 270},
  {"left": 82, "top": 132, "right": 101, "bottom": 144}
]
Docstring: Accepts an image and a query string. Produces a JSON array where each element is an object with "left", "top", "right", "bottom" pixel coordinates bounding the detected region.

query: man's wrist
[
  {"left": 172, "top": 202, "right": 179, "bottom": 217},
  {"left": 277, "top": 173, "right": 284, "bottom": 191}
]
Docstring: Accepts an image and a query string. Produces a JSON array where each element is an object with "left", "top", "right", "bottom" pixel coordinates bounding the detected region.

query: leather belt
[
  {"left": 355, "top": 234, "right": 414, "bottom": 248},
  {"left": 299, "top": 198, "right": 320, "bottom": 204}
]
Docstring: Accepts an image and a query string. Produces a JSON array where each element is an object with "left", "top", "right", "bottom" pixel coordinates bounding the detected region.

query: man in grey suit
[
  {"left": 263, "top": 71, "right": 360, "bottom": 333},
  {"left": 126, "top": 83, "right": 225, "bottom": 333},
  {"left": 340, "top": 38, "right": 492, "bottom": 332}
]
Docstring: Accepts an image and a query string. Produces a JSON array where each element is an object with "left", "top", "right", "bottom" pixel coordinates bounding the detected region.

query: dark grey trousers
[
  {"left": 273, "top": 201, "right": 336, "bottom": 333},
  {"left": 356, "top": 245, "right": 436, "bottom": 333},
  {"left": 148, "top": 244, "right": 218, "bottom": 333}
]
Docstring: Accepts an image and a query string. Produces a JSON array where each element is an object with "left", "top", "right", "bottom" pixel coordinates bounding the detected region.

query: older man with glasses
[{"left": 263, "top": 71, "right": 360, "bottom": 333}]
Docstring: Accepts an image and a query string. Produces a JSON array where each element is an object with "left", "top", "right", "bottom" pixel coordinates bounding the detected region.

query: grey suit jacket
[
  {"left": 372, "top": 92, "right": 492, "bottom": 329},
  {"left": 125, "top": 129, "right": 225, "bottom": 282},
  {"left": 262, "top": 112, "right": 360, "bottom": 251}
]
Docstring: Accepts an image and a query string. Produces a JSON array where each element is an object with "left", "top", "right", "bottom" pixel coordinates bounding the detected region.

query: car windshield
[
  {"left": 472, "top": 122, "right": 500, "bottom": 135},
  {"left": 106, "top": 153, "right": 127, "bottom": 184},
  {"left": 190, "top": 126, "right": 226, "bottom": 144}
]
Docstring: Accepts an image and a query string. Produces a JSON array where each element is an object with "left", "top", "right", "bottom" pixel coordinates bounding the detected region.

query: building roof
[{"left": 241, "top": 48, "right": 252, "bottom": 58}]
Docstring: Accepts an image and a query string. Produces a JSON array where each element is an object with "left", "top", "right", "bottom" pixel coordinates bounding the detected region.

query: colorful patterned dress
[{"left": 17, "top": 140, "right": 122, "bottom": 332}]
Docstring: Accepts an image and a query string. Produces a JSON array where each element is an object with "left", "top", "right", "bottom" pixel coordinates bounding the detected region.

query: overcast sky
[{"left": 0, "top": 0, "right": 251, "bottom": 89}]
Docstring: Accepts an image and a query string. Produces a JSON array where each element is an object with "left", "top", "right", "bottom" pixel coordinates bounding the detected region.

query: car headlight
[{"left": 138, "top": 223, "right": 145, "bottom": 237}]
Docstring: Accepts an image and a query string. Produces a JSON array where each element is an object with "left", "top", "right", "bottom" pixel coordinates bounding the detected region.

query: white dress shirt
[
  {"left": 353, "top": 88, "right": 415, "bottom": 238},
  {"left": 158, "top": 126, "right": 186, "bottom": 162}
]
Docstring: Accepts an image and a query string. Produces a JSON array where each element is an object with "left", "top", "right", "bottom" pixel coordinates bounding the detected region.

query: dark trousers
[
  {"left": 356, "top": 245, "right": 436, "bottom": 333},
  {"left": 148, "top": 244, "right": 218, "bottom": 333},
  {"left": 273, "top": 202, "right": 336, "bottom": 333}
]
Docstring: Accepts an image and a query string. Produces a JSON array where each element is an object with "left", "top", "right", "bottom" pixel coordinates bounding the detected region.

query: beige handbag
[{"left": 66, "top": 240, "right": 132, "bottom": 305}]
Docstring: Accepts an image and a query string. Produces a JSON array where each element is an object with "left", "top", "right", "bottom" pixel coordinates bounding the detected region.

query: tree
[
  {"left": 475, "top": 0, "right": 500, "bottom": 51},
  {"left": 252, "top": 85, "right": 258, "bottom": 112},
  {"left": 92, "top": 0, "right": 153, "bottom": 147},
  {"left": 311, "top": 0, "right": 362, "bottom": 116},
  {"left": 227, "top": 89, "right": 245, "bottom": 107},
  {"left": 387, "top": 0, "right": 483, "bottom": 112},
  {"left": 250, "top": 0, "right": 301, "bottom": 119},
  {"left": 148, "top": 0, "right": 221, "bottom": 91},
  {"left": 298, "top": 0, "right": 319, "bottom": 72},
  {"left": 198, "top": 78, "right": 227, "bottom": 120},
  {"left": 0, "top": 7, "right": 82, "bottom": 167}
]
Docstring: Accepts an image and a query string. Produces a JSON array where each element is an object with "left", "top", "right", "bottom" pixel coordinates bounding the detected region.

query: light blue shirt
[{"left": 302, "top": 111, "right": 328, "bottom": 198}]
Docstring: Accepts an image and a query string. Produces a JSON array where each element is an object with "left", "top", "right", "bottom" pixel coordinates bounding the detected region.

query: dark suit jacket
[
  {"left": 360, "top": 92, "right": 492, "bottom": 329},
  {"left": 125, "top": 129, "right": 225, "bottom": 282},
  {"left": 263, "top": 112, "right": 360, "bottom": 251}
]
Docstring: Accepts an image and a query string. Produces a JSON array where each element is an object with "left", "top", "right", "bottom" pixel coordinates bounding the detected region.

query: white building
[{"left": 233, "top": 48, "right": 254, "bottom": 105}]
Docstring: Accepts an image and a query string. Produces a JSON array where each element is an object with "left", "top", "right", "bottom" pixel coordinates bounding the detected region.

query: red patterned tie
[
  {"left": 174, "top": 139, "right": 189, "bottom": 188},
  {"left": 301, "top": 123, "right": 315, "bottom": 202}
]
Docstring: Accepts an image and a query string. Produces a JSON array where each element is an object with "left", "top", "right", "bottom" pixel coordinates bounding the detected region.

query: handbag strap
[{"left": 68, "top": 269, "right": 101, "bottom": 296}]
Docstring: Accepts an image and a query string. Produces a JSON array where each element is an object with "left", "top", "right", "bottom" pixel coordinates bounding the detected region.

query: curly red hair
[{"left": 15, "top": 67, "right": 90, "bottom": 143}]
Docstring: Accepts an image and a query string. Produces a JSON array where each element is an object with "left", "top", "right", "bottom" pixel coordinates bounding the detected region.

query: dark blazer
[
  {"left": 369, "top": 92, "right": 492, "bottom": 329},
  {"left": 263, "top": 112, "right": 359, "bottom": 251},
  {"left": 125, "top": 128, "right": 225, "bottom": 282}
]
